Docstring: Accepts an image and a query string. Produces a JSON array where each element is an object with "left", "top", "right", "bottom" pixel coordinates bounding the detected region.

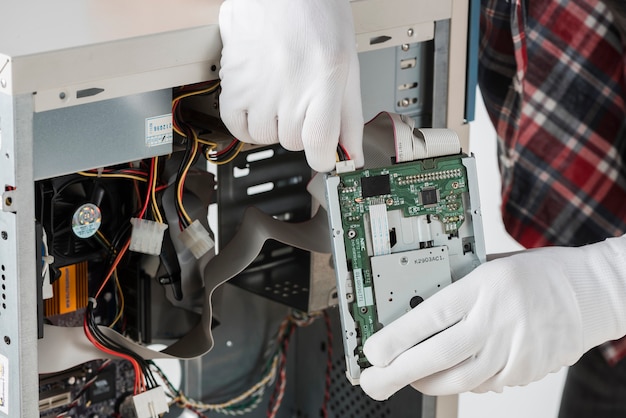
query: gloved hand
[
  {"left": 218, "top": 0, "right": 364, "bottom": 173},
  {"left": 360, "top": 236, "right": 626, "bottom": 399}
]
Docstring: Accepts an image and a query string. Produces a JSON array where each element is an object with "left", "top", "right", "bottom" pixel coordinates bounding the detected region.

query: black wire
[
  {"left": 208, "top": 140, "right": 241, "bottom": 163},
  {"left": 336, "top": 144, "right": 348, "bottom": 162},
  {"left": 173, "top": 122, "right": 202, "bottom": 229},
  {"left": 86, "top": 301, "right": 158, "bottom": 389}
]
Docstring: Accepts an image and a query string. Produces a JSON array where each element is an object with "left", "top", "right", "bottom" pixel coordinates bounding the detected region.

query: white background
[{"left": 458, "top": 89, "right": 567, "bottom": 418}]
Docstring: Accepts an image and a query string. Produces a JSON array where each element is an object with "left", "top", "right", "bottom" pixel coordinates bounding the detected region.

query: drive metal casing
[{"left": 325, "top": 154, "right": 486, "bottom": 384}]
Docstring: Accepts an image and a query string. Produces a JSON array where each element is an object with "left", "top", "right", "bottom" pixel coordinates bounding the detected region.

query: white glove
[
  {"left": 360, "top": 236, "right": 626, "bottom": 399},
  {"left": 218, "top": 0, "right": 364, "bottom": 173}
]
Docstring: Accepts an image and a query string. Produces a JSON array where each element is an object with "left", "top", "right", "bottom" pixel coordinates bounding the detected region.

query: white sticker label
[
  {"left": 0, "top": 353, "right": 8, "bottom": 415},
  {"left": 145, "top": 114, "right": 173, "bottom": 147},
  {"left": 353, "top": 269, "right": 373, "bottom": 308}
]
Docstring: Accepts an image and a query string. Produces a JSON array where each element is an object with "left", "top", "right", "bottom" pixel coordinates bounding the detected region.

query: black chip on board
[
  {"left": 87, "top": 368, "right": 116, "bottom": 404},
  {"left": 361, "top": 174, "right": 391, "bottom": 198},
  {"left": 421, "top": 188, "right": 439, "bottom": 206}
]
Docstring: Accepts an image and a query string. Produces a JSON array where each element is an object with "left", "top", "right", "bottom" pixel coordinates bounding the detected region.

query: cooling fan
[{"left": 37, "top": 174, "right": 134, "bottom": 267}]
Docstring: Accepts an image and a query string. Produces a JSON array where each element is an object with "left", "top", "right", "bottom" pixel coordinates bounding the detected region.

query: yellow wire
[
  {"left": 172, "top": 82, "right": 220, "bottom": 138},
  {"left": 172, "top": 83, "right": 220, "bottom": 103},
  {"left": 96, "top": 230, "right": 113, "bottom": 250},
  {"left": 109, "top": 270, "right": 125, "bottom": 328},
  {"left": 179, "top": 354, "right": 279, "bottom": 411},
  {"left": 78, "top": 171, "right": 147, "bottom": 182},
  {"left": 173, "top": 125, "right": 187, "bottom": 137},
  {"left": 151, "top": 157, "right": 164, "bottom": 223},
  {"left": 209, "top": 141, "right": 245, "bottom": 165},
  {"left": 176, "top": 134, "right": 200, "bottom": 226},
  {"left": 195, "top": 137, "right": 218, "bottom": 147},
  {"left": 171, "top": 81, "right": 222, "bottom": 225}
]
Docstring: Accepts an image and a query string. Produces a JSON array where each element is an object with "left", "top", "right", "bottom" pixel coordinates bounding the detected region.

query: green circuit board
[{"left": 335, "top": 154, "right": 469, "bottom": 366}]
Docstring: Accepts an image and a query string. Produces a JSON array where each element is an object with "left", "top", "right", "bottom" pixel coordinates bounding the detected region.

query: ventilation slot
[{"left": 1, "top": 264, "right": 6, "bottom": 312}]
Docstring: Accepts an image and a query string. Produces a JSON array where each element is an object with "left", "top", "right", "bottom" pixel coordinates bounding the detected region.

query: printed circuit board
[{"left": 326, "top": 154, "right": 486, "bottom": 383}]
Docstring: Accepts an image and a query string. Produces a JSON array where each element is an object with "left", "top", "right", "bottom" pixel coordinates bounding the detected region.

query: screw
[
  {"left": 400, "top": 98, "right": 410, "bottom": 107},
  {"left": 4, "top": 336, "right": 10, "bottom": 345},
  {"left": 407, "top": 28, "right": 414, "bottom": 37},
  {"left": 401, "top": 44, "right": 410, "bottom": 51},
  {"left": 1, "top": 231, "right": 7, "bottom": 240},
  {"left": 347, "top": 229, "right": 357, "bottom": 239},
  {"left": 400, "top": 256, "right": 409, "bottom": 265},
  {"left": 59, "top": 92, "right": 66, "bottom": 100},
  {"left": 0, "top": 79, "right": 6, "bottom": 88}
]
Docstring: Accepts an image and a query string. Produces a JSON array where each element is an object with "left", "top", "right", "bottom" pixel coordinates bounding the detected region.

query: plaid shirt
[{"left": 478, "top": 0, "right": 626, "bottom": 364}]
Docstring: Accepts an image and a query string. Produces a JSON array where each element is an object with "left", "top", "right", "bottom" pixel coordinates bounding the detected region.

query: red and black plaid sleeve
[{"left": 478, "top": 0, "right": 626, "bottom": 364}]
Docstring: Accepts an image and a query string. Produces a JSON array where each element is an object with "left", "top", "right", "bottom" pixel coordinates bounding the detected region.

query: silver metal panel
[
  {"left": 0, "top": 0, "right": 220, "bottom": 58},
  {"left": 359, "top": 43, "right": 433, "bottom": 125},
  {"left": 0, "top": 92, "right": 39, "bottom": 418},
  {"left": 325, "top": 175, "right": 362, "bottom": 385},
  {"left": 0, "top": 2, "right": 222, "bottom": 104},
  {"left": 33, "top": 89, "right": 172, "bottom": 180},
  {"left": 371, "top": 246, "right": 452, "bottom": 326},
  {"left": 351, "top": 0, "right": 451, "bottom": 35}
]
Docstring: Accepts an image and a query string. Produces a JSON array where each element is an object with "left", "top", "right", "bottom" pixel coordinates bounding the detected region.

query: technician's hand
[
  {"left": 360, "top": 236, "right": 626, "bottom": 399},
  {"left": 218, "top": 0, "right": 364, "bottom": 172}
]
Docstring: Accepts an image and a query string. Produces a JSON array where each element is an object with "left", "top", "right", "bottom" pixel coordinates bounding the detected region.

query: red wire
[
  {"left": 94, "top": 239, "right": 130, "bottom": 299},
  {"left": 137, "top": 158, "right": 155, "bottom": 219},
  {"left": 338, "top": 143, "right": 351, "bottom": 161},
  {"left": 267, "top": 324, "right": 295, "bottom": 418},
  {"left": 83, "top": 314, "right": 144, "bottom": 394},
  {"left": 213, "top": 139, "right": 239, "bottom": 157}
]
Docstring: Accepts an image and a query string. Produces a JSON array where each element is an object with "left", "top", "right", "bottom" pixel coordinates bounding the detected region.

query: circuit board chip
[
  {"left": 361, "top": 174, "right": 391, "bottom": 198},
  {"left": 420, "top": 188, "right": 439, "bottom": 206}
]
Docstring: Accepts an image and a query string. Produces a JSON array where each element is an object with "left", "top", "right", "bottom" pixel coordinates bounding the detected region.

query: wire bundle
[
  {"left": 80, "top": 157, "right": 165, "bottom": 397},
  {"left": 148, "top": 311, "right": 332, "bottom": 417},
  {"left": 172, "top": 80, "right": 243, "bottom": 229},
  {"left": 83, "top": 299, "right": 158, "bottom": 395},
  {"left": 266, "top": 318, "right": 296, "bottom": 418},
  {"left": 336, "top": 143, "right": 351, "bottom": 162}
]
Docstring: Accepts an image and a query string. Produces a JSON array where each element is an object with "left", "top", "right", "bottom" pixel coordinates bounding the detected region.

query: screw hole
[{"left": 4, "top": 336, "right": 9, "bottom": 345}]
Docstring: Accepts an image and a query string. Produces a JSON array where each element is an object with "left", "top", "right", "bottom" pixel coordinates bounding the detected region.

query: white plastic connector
[
  {"left": 129, "top": 218, "right": 169, "bottom": 256},
  {"left": 132, "top": 386, "right": 169, "bottom": 418},
  {"left": 179, "top": 219, "right": 214, "bottom": 259},
  {"left": 335, "top": 160, "right": 356, "bottom": 174}
]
